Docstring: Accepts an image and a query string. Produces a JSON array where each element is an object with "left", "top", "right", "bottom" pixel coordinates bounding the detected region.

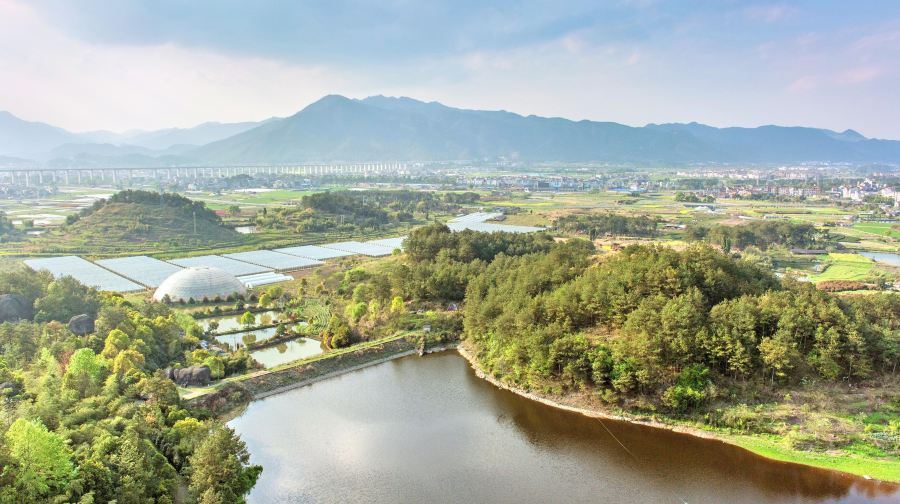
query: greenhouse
[{"left": 153, "top": 266, "right": 247, "bottom": 303}]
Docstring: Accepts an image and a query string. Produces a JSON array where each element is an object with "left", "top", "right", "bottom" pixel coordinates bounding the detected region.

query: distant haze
[{"left": 1, "top": 1, "right": 899, "bottom": 139}]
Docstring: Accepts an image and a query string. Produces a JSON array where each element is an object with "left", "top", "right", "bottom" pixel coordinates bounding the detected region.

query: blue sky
[{"left": 2, "top": 0, "right": 899, "bottom": 138}]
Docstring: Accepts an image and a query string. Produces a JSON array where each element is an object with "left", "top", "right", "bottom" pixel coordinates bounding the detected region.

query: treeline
[
  {"left": 554, "top": 213, "right": 659, "bottom": 239},
  {"left": 685, "top": 221, "right": 828, "bottom": 251},
  {"left": 462, "top": 244, "right": 898, "bottom": 412},
  {"left": 0, "top": 211, "right": 21, "bottom": 242},
  {"left": 674, "top": 191, "right": 715, "bottom": 203},
  {"left": 255, "top": 190, "right": 480, "bottom": 233},
  {"left": 65, "top": 190, "right": 222, "bottom": 226},
  {"left": 0, "top": 269, "right": 260, "bottom": 503},
  {"left": 318, "top": 224, "right": 558, "bottom": 341}
]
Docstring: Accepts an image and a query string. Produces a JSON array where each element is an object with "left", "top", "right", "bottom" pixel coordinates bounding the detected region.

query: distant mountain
[
  {"left": 0, "top": 111, "right": 79, "bottom": 157},
  {"left": 192, "top": 95, "right": 900, "bottom": 164},
  {"left": 0, "top": 111, "right": 271, "bottom": 162},
  {"left": 4, "top": 98, "right": 900, "bottom": 165},
  {"left": 120, "top": 120, "right": 276, "bottom": 150}
]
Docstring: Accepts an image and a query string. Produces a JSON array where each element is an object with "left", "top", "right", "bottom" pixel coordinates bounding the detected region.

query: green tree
[
  {"left": 33, "top": 276, "right": 101, "bottom": 323},
  {"left": 3, "top": 418, "right": 75, "bottom": 502},
  {"left": 63, "top": 348, "right": 105, "bottom": 398},
  {"left": 239, "top": 311, "right": 255, "bottom": 327},
  {"left": 389, "top": 296, "right": 405, "bottom": 315},
  {"left": 188, "top": 425, "right": 262, "bottom": 504}
]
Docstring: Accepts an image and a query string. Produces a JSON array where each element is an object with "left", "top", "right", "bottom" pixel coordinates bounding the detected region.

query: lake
[
  {"left": 230, "top": 352, "right": 898, "bottom": 503},
  {"left": 859, "top": 251, "right": 900, "bottom": 268}
]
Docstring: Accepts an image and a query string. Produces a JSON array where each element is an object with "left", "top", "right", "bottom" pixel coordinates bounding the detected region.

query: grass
[
  {"left": 811, "top": 253, "right": 876, "bottom": 283},
  {"left": 728, "top": 434, "right": 900, "bottom": 482},
  {"left": 854, "top": 222, "right": 900, "bottom": 239},
  {"left": 179, "top": 333, "right": 409, "bottom": 399}
]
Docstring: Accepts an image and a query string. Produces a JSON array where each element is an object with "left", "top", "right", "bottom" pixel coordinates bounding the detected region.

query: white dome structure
[{"left": 153, "top": 266, "right": 247, "bottom": 303}]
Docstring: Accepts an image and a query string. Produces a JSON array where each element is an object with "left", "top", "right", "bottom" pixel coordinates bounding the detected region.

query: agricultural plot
[
  {"left": 24, "top": 256, "right": 144, "bottom": 292},
  {"left": 811, "top": 253, "right": 876, "bottom": 283},
  {"left": 853, "top": 222, "right": 900, "bottom": 239},
  {"left": 238, "top": 272, "right": 294, "bottom": 288},
  {"left": 366, "top": 236, "right": 406, "bottom": 251},
  {"left": 168, "top": 255, "right": 272, "bottom": 276},
  {"left": 273, "top": 245, "right": 356, "bottom": 261},
  {"left": 223, "top": 250, "right": 323, "bottom": 271},
  {"left": 95, "top": 255, "right": 183, "bottom": 288},
  {"left": 320, "top": 241, "right": 394, "bottom": 257}
]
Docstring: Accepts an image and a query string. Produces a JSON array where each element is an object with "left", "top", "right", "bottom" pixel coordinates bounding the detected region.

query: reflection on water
[
  {"left": 249, "top": 338, "right": 322, "bottom": 368},
  {"left": 200, "top": 310, "right": 280, "bottom": 333},
  {"left": 214, "top": 327, "right": 278, "bottom": 348},
  {"left": 230, "top": 353, "right": 899, "bottom": 504}
]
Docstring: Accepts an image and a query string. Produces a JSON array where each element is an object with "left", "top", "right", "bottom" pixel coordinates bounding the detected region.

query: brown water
[{"left": 229, "top": 352, "right": 899, "bottom": 503}]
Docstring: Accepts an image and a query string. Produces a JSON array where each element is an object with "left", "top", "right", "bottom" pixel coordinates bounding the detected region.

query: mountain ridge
[{"left": 3, "top": 96, "right": 900, "bottom": 165}]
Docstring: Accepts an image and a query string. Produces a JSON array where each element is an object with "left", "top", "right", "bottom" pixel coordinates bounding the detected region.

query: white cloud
[{"left": 0, "top": 0, "right": 351, "bottom": 131}]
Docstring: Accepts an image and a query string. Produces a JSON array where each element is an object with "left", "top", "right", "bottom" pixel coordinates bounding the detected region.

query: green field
[
  {"left": 811, "top": 253, "right": 876, "bottom": 283},
  {"left": 853, "top": 222, "right": 900, "bottom": 239}
]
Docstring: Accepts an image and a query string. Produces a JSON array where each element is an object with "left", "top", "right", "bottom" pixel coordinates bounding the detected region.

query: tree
[
  {"left": 240, "top": 311, "right": 255, "bottom": 327},
  {"left": 3, "top": 418, "right": 75, "bottom": 502},
  {"left": 33, "top": 276, "right": 101, "bottom": 323},
  {"left": 228, "top": 205, "right": 241, "bottom": 217},
  {"left": 63, "top": 348, "right": 105, "bottom": 398},
  {"left": 188, "top": 425, "right": 262, "bottom": 504},
  {"left": 758, "top": 336, "right": 795, "bottom": 384},
  {"left": 390, "top": 296, "right": 405, "bottom": 315}
]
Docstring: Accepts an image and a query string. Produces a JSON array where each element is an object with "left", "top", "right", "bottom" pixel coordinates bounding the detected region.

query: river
[{"left": 229, "top": 352, "right": 898, "bottom": 503}]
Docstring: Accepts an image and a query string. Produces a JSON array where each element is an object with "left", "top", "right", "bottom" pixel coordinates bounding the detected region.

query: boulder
[
  {"left": 68, "top": 314, "right": 95, "bottom": 335},
  {"left": 0, "top": 294, "right": 32, "bottom": 323},
  {"left": 163, "top": 365, "right": 212, "bottom": 387}
]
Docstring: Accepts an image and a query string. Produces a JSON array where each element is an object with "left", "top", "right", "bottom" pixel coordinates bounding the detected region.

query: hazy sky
[{"left": 2, "top": 0, "right": 899, "bottom": 138}]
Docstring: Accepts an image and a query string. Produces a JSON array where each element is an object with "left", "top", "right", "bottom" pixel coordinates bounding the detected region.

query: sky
[{"left": 2, "top": 0, "right": 899, "bottom": 139}]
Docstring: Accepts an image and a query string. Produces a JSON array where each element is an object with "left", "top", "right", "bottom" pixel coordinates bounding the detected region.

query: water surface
[
  {"left": 215, "top": 327, "right": 278, "bottom": 348},
  {"left": 230, "top": 353, "right": 898, "bottom": 503},
  {"left": 859, "top": 251, "right": 900, "bottom": 267},
  {"left": 249, "top": 338, "right": 322, "bottom": 368},
  {"left": 200, "top": 310, "right": 280, "bottom": 332}
]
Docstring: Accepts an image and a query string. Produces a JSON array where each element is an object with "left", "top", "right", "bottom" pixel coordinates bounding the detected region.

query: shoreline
[
  {"left": 455, "top": 343, "right": 899, "bottom": 484},
  {"left": 252, "top": 350, "right": 419, "bottom": 399}
]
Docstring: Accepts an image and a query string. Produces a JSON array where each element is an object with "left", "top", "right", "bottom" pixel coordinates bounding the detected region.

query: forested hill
[
  {"left": 190, "top": 94, "right": 900, "bottom": 163},
  {"left": 462, "top": 243, "right": 897, "bottom": 409},
  {"left": 34, "top": 190, "right": 241, "bottom": 254}
]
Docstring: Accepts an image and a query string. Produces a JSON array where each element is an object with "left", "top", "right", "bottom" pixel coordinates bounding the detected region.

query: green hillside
[{"left": 22, "top": 190, "right": 247, "bottom": 256}]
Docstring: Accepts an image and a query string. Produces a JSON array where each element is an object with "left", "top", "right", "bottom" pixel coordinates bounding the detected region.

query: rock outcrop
[
  {"left": 163, "top": 365, "right": 212, "bottom": 387},
  {"left": 0, "top": 294, "right": 32, "bottom": 323},
  {"left": 68, "top": 314, "right": 95, "bottom": 335}
]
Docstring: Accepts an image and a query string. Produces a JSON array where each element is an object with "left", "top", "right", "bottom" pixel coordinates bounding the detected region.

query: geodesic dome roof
[{"left": 153, "top": 266, "right": 246, "bottom": 303}]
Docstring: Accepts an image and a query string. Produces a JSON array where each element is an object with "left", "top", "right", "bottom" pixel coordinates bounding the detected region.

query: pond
[
  {"left": 214, "top": 327, "right": 278, "bottom": 348},
  {"left": 229, "top": 352, "right": 898, "bottom": 503},
  {"left": 248, "top": 338, "right": 323, "bottom": 368},
  {"left": 859, "top": 251, "right": 900, "bottom": 268},
  {"left": 199, "top": 310, "right": 281, "bottom": 333}
]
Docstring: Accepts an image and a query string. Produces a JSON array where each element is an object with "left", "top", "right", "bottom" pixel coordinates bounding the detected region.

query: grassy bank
[{"left": 180, "top": 333, "right": 417, "bottom": 401}]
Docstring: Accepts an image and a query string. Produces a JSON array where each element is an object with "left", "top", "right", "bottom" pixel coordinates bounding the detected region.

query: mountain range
[{"left": 2, "top": 95, "right": 900, "bottom": 166}]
